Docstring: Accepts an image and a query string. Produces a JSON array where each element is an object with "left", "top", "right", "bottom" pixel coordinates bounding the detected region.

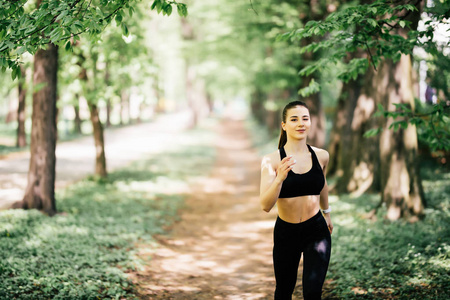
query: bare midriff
[{"left": 277, "top": 195, "right": 320, "bottom": 223}]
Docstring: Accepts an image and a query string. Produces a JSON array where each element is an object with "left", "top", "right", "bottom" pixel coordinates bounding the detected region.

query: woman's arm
[
  {"left": 260, "top": 154, "right": 294, "bottom": 212},
  {"left": 318, "top": 149, "right": 333, "bottom": 234}
]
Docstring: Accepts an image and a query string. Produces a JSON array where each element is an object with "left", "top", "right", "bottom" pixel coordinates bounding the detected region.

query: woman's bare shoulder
[
  {"left": 261, "top": 149, "right": 281, "bottom": 169},
  {"left": 262, "top": 149, "right": 281, "bottom": 161},
  {"left": 311, "top": 146, "right": 329, "bottom": 164}
]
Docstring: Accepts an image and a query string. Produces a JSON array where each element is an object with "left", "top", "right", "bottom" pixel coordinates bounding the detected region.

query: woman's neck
[{"left": 284, "top": 140, "right": 308, "bottom": 154}]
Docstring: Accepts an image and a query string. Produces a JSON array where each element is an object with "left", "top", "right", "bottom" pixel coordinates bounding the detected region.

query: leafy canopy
[
  {"left": 0, "top": 0, "right": 187, "bottom": 79},
  {"left": 278, "top": 0, "right": 449, "bottom": 83}
]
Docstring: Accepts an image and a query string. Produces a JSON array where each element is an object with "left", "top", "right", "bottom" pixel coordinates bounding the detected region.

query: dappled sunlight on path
[
  {"left": 132, "top": 118, "right": 279, "bottom": 299},
  {"left": 0, "top": 111, "right": 192, "bottom": 209}
]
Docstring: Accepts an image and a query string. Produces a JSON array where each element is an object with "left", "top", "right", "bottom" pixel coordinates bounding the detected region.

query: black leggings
[{"left": 273, "top": 211, "right": 331, "bottom": 300}]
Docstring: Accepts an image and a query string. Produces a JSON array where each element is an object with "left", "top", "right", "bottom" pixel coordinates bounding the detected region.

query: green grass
[
  {"left": 325, "top": 162, "right": 450, "bottom": 299},
  {"left": 0, "top": 126, "right": 216, "bottom": 300}
]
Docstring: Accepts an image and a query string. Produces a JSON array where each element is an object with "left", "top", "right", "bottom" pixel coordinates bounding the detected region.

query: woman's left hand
[{"left": 323, "top": 213, "right": 333, "bottom": 234}]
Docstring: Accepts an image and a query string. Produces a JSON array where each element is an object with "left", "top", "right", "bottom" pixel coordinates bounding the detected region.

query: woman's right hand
[{"left": 276, "top": 156, "right": 296, "bottom": 182}]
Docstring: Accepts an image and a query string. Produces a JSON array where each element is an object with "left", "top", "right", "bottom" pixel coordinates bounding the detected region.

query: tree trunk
[
  {"left": 327, "top": 79, "right": 358, "bottom": 177},
  {"left": 106, "top": 100, "right": 112, "bottom": 127},
  {"left": 105, "top": 61, "right": 111, "bottom": 127},
  {"left": 154, "top": 73, "right": 165, "bottom": 113},
  {"left": 299, "top": 39, "right": 326, "bottom": 148},
  {"left": 16, "top": 66, "right": 27, "bottom": 148},
  {"left": 89, "top": 52, "right": 107, "bottom": 177},
  {"left": 302, "top": 86, "right": 326, "bottom": 148},
  {"left": 78, "top": 51, "right": 107, "bottom": 178},
  {"left": 376, "top": 1, "right": 424, "bottom": 220},
  {"left": 250, "top": 91, "right": 265, "bottom": 125},
  {"left": 336, "top": 69, "right": 380, "bottom": 195},
  {"left": 298, "top": 0, "right": 327, "bottom": 148},
  {"left": 181, "top": 18, "right": 201, "bottom": 128},
  {"left": 17, "top": 43, "right": 58, "bottom": 215},
  {"left": 88, "top": 102, "right": 107, "bottom": 178},
  {"left": 73, "top": 96, "right": 82, "bottom": 134},
  {"left": 120, "top": 89, "right": 129, "bottom": 125},
  {"left": 378, "top": 56, "right": 425, "bottom": 220},
  {"left": 186, "top": 64, "right": 199, "bottom": 128}
]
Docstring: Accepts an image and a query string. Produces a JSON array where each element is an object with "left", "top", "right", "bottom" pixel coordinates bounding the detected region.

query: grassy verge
[
  {"left": 327, "top": 166, "right": 449, "bottom": 299},
  {"left": 0, "top": 126, "right": 216, "bottom": 300},
  {"left": 246, "top": 117, "right": 450, "bottom": 299}
]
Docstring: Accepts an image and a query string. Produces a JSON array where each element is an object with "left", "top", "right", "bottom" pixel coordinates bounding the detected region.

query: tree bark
[
  {"left": 337, "top": 69, "right": 380, "bottom": 195},
  {"left": 377, "top": 1, "right": 424, "bottom": 220},
  {"left": 88, "top": 52, "right": 107, "bottom": 177},
  {"left": 299, "top": 39, "right": 326, "bottom": 148},
  {"left": 186, "top": 64, "right": 199, "bottom": 128},
  {"left": 120, "top": 89, "right": 129, "bottom": 125},
  {"left": 16, "top": 66, "right": 27, "bottom": 148},
  {"left": 17, "top": 43, "right": 58, "bottom": 215},
  {"left": 298, "top": 0, "right": 328, "bottom": 148},
  {"left": 88, "top": 102, "right": 107, "bottom": 178},
  {"left": 327, "top": 79, "right": 359, "bottom": 177},
  {"left": 378, "top": 56, "right": 424, "bottom": 220},
  {"left": 302, "top": 85, "right": 326, "bottom": 148},
  {"left": 106, "top": 100, "right": 112, "bottom": 127},
  {"left": 78, "top": 51, "right": 107, "bottom": 178},
  {"left": 73, "top": 96, "right": 82, "bottom": 134},
  {"left": 105, "top": 61, "right": 112, "bottom": 127}
]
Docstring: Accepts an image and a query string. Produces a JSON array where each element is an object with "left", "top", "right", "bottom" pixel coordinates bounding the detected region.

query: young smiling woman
[{"left": 260, "top": 100, "right": 333, "bottom": 300}]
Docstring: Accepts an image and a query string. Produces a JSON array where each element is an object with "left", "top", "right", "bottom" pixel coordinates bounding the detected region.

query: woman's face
[{"left": 282, "top": 105, "right": 311, "bottom": 140}]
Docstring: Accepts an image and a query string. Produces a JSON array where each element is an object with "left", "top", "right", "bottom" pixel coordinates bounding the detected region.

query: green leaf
[
  {"left": 11, "top": 65, "right": 19, "bottom": 80},
  {"left": 165, "top": 4, "right": 172, "bottom": 16},
  {"left": 115, "top": 13, "right": 123, "bottom": 24},
  {"left": 399, "top": 20, "right": 406, "bottom": 28},
  {"left": 298, "top": 78, "right": 320, "bottom": 97},
  {"left": 128, "top": 6, "right": 135, "bottom": 17},
  {"left": 16, "top": 46, "right": 27, "bottom": 55},
  {"left": 151, "top": 0, "right": 159, "bottom": 10},
  {"left": 121, "top": 23, "right": 129, "bottom": 37},
  {"left": 363, "top": 127, "right": 382, "bottom": 137},
  {"left": 156, "top": 1, "right": 163, "bottom": 13},
  {"left": 367, "top": 18, "right": 377, "bottom": 27},
  {"left": 404, "top": 4, "right": 417, "bottom": 11},
  {"left": 65, "top": 40, "right": 72, "bottom": 51},
  {"left": 177, "top": 3, "right": 188, "bottom": 17},
  {"left": 56, "top": 10, "right": 68, "bottom": 21},
  {"left": 313, "top": 26, "right": 321, "bottom": 36}
]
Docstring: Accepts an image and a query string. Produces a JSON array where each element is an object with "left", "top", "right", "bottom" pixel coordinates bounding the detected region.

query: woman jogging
[{"left": 260, "top": 100, "right": 333, "bottom": 300}]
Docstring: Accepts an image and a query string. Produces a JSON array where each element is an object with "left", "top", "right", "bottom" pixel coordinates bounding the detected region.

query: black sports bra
[{"left": 278, "top": 145, "right": 325, "bottom": 198}]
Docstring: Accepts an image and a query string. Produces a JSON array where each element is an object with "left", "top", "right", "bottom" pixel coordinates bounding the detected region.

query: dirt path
[{"left": 132, "top": 118, "right": 280, "bottom": 299}]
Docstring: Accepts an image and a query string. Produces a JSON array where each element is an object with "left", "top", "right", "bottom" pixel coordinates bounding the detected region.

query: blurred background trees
[{"left": 0, "top": 0, "right": 448, "bottom": 219}]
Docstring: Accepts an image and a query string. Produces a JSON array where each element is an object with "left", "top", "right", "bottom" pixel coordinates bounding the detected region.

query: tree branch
[
  {"left": 249, "top": 0, "right": 259, "bottom": 16},
  {"left": 13, "top": 0, "right": 83, "bottom": 43},
  {"left": 363, "top": 36, "right": 377, "bottom": 71}
]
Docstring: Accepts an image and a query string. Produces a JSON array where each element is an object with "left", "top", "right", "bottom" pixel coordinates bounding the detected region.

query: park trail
[{"left": 131, "top": 118, "right": 334, "bottom": 300}]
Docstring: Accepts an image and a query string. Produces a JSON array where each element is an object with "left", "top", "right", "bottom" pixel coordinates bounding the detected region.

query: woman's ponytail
[{"left": 278, "top": 130, "right": 287, "bottom": 149}]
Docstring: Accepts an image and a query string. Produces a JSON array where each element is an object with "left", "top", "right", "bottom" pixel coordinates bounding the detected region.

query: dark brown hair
[{"left": 278, "top": 100, "right": 309, "bottom": 149}]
